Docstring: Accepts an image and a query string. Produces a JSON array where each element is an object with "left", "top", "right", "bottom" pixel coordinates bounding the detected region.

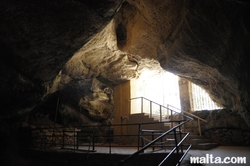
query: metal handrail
[
  {"left": 167, "top": 104, "right": 207, "bottom": 135},
  {"left": 167, "top": 104, "right": 207, "bottom": 123},
  {"left": 31, "top": 120, "right": 184, "bottom": 151},
  {"left": 128, "top": 97, "right": 193, "bottom": 121},
  {"left": 30, "top": 115, "right": 192, "bottom": 165},
  {"left": 117, "top": 119, "right": 191, "bottom": 166},
  {"left": 129, "top": 97, "right": 207, "bottom": 135},
  {"left": 159, "top": 130, "right": 190, "bottom": 166}
]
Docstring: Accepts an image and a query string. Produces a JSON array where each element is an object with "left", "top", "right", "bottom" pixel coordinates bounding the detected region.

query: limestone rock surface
[{"left": 1, "top": 0, "right": 250, "bottom": 127}]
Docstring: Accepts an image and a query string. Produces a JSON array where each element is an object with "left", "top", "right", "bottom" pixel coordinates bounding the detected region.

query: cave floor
[{"left": 47, "top": 145, "right": 250, "bottom": 165}]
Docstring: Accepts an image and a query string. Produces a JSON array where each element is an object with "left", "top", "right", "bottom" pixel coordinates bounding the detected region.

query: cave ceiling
[{"left": 1, "top": 0, "right": 250, "bottom": 126}]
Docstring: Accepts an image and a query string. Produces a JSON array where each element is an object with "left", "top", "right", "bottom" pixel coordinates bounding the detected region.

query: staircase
[
  {"left": 180, "top": 132, "right": 218, "bottom": 151},
  {"left": 162, "top": 129, "right": 218, "bottom": 151},
  {"left": 184, "top": 127, "right": 218, "bottom": 150},
  {"left": 127, "top": 97, "right": 218, "bottom": 150},
  {"left": 128, "top": 112, "right": 218, "bottom": 150},
  {"left": 118, "top": 113, "right": 172, "bottom": 145},
  {"left": 117, "top": 119, "right": 192, "bottom": 166},
  {"left": 117, "top": 97, "right": 218, "bottom": 166},
  {"left": 129, "top": 113, "right": 171, "bottom": 131}
]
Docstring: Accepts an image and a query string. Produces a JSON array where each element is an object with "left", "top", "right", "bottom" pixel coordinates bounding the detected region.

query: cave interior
[{"left": 1, "top": 0, "right": 250, "bottom": 165}]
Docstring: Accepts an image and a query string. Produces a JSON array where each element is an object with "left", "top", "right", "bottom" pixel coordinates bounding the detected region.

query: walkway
[{"left": 50, "top": 146, "right": 250, "bottom": 165}]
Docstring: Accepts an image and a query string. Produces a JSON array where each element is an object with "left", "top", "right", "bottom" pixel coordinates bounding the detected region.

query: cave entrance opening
[
  {"left": 189, "top": 83, "right": 222, "bottom": 111},
  {"left": 130, "top": 70, "right": 181, "bottom": 115},
  {"left": 113, "top": 69, "right": 222, "bottom": 125},
  {"left": 130, "top": 69, "right": 222, "bottom": 115}
]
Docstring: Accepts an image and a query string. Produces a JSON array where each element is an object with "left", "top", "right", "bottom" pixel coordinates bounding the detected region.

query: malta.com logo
[{"left": 190, "top": 154, "right": 247, "bottom": 164}]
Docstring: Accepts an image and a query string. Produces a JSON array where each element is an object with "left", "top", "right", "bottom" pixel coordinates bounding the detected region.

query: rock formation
[{"left": 1, "top": 0, "right": 250, "bottom": 129}]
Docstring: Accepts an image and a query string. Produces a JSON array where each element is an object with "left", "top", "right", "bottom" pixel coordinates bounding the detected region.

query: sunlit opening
[
  {"left": 130, "top": 69, "right": 223, "bottom": 117},
  {"left": 130, "top": 70, "right": 181, "bottom": 116},
  {"left": 190, "top": 83, "right": 223, "bottom": 111}
]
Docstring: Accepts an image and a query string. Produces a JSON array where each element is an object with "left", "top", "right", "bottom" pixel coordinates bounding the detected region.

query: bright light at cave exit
[{"left": 130, "top": 69, "right": 181, "bottom": 115}]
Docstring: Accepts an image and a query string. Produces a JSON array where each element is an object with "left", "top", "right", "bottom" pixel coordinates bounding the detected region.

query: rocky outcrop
[
  {"left": 1, "top": 0, "right": 250, "bottom": 127},
  {"left": 156, "top": 0, "right": 250, "bottom": 126},
  {"left": 109, "top": 0, "right": 250, "bottom": 125},
  {"left": 0, "top": 0, "right": 123, "bottom": 118}
]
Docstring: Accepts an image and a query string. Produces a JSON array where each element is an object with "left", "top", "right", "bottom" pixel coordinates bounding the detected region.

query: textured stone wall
[
  {"left": 204, "top": 128, "right": 250, "bottom": 146},
  {"left": 185, "top": 109, "right": 250, "bottom": 146},
  {"left": 1, "top": 0, "right": 250, "bottom": 126},
  {"left": 0, "top": 0, "right": 123, "bottom": 117},
  {"left": 155, "top": 0, "right": 250, "bottom": 126}
]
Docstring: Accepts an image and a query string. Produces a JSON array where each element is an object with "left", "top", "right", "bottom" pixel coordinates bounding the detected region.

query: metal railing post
[
  {"left": 167, "top": 104, "right": 169, "bottom": 120},
  {"left": 62, "top": 129, "right": 65, "bottom": 149},
  {"left": 171, "top": 110, "right": 173, "bottom": 128},
  {"left": 174, "top": 129, "right": 179, "bottom": 154},
  {"left": 160, "top": 105, "right": 162, "bottom": 122},
  {"left": 92, "top": 126, "right": 95, "bottom": 152},
  {"left": 198, "top": 119, "right": 201, "bottom": 136},
  {"left": 77, "top": 131, "right": 79, "bottom": 150},
  {"left": 141, "top": 97, "right": 143, "bottom": 113},
  {"left": 178, "top": 121, "right": 183, "bottom": 153},
  {"left": 109, "top": 125, "right": 111, "bottom": 154},
  {"left": 40, "top": 133, "right": 43, "bottom": 149},
  {"left": 150, "top": 101, "right": 152, "bottom": 118},
  {"left": 138, "top": 123, "right": 141, "bottom": 151},
  {"left": 74, "top": 128, "right": 76, "bottom": 152}
]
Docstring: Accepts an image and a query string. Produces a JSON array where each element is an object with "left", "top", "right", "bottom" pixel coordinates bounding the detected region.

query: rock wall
[
  {"left": 46, "top": 0, "right": 250, "bottom": 127},
  {"left": 157, "top": 0, "right": 250, "bottom": 126},
  {"left": 185, "top": 109, "right": 250, "bottom": 146},
  {"left": 204, "top": 128, "right": 250, "bottom": 146},
  {"left": 0, "top": 0, "right": 123, "bottom": 117}
]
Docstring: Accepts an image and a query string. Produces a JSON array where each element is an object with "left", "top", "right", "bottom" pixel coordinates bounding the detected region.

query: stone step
[
  {"left": 197, "top": 142, "right": 218, "bottom": 150},
  {"left": 157, "top": 125, "right": 170, "bottom": 132},
  {"left": 189, "top": 138, "right": 212, "bottom": 145},
  {"left": 189, "top": 138, "right": 218, "bottom": 150},
  {"left": 129, "top": 113, "right": 159, "bottom": 122},
  {"left": 163, "top": 123, "right": 171, "bottom": 130},
  {"left": 165, "top": 138, "right": 176, "bottom": 144},
  {"left": 183, "top": 134, "right": 211, "bottom": 142},
  {"left": 187, "top": 135, "right": 204, "bottom": 140},
  {"left": 129, "top": 117, "right": 158, "bottom": 123},
  {"left": 130, "top": 113, "right": 147, "bottom": 116}
]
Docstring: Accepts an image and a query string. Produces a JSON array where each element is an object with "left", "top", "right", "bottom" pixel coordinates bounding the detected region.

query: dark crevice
[{"left": 116, "top": 23, "right": 127, "bottom": 49}]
